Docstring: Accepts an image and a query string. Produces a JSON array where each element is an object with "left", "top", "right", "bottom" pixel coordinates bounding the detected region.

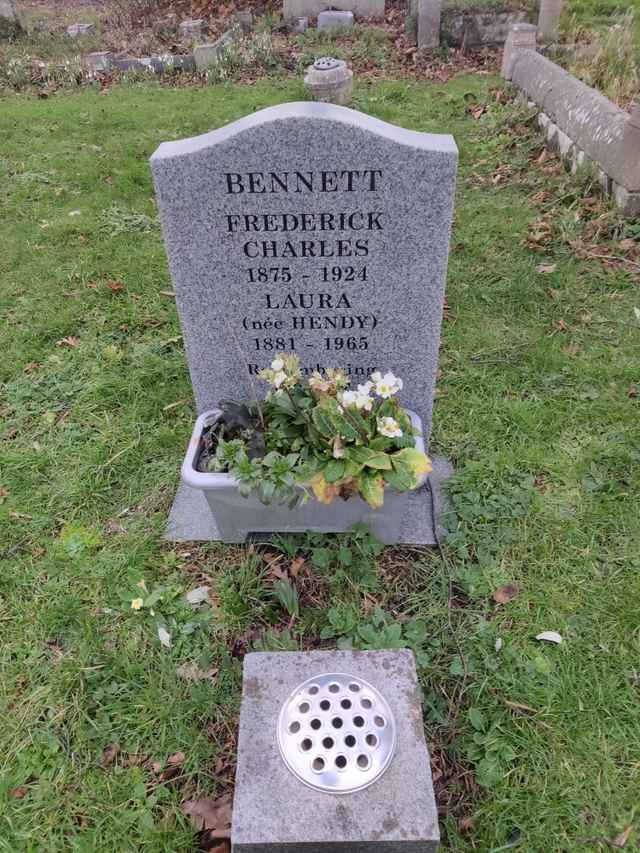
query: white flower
[
  {"left": 354, "top": 390, "right": 373, "bottom": 411},
  {"left": 271, "top": 358, "right": 284, "bottom": 371},
  {"left": 340, "top": 390, "right": 358, "bottom": 407},
  {"left": 377, "top": 416, "right": 403, "bottom": 438},
  {"left": 131, "top": 598, "right": 144, "bottom": 611},
  {"left": 370, "top": 371, "right": 382, "bottom": 383},
  {"left": 357, "top": 381, "right": 373, "bottom": 395},
  {"left": 374, "top": 371, "right": 403, "bottom": 398},
  {"left": 273, "top": 370, "right": 287, "bottom": 388}
]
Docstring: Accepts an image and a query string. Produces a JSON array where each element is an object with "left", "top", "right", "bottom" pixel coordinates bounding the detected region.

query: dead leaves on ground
[
  {"left": 56, "top": 336, "right": 80, "bottom": 349},
  {"left": 182, "top": 792, "right": 232, "bottom": 837},
  {"left": 176, "top": 662, "right": 219, "bottom": 683},
  {"left": 99, "top": 742, "right": 121, "bottom": 768},
  {"left": 262, "top": 549, "right": 307, "bottom": 583},
  {"left": 610, "top": 826, "right": 634, "bottom": 848},
  {"left": 492, "top": 584, "right": 520, "bottom": 605}
]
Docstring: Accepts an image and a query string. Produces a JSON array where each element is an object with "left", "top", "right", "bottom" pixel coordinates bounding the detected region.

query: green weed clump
[{"left": 567, "top": 12, "right": 639, "bottom": 107}]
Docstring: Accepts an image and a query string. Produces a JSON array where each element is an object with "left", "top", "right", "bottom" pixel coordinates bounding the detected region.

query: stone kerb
[{"left": 510, "top": 49, "right": 639, "bottom": 193}]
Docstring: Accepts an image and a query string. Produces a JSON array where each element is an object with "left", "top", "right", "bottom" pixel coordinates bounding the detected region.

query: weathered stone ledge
[{"left": 503, "top": 28, "right": 640, "bottom": 218}]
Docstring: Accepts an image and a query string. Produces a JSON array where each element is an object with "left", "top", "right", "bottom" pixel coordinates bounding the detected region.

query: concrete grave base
[
  {"left": 164, "top": 455, "right": 452, "bottom": 544},
  {"left": 232, "top": 649, "right": 439, "bottom": 852}
]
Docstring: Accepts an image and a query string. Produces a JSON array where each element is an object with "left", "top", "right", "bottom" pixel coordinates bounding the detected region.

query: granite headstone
[{"left": 150, "top": 102, "right": 457, "bottom": 543}]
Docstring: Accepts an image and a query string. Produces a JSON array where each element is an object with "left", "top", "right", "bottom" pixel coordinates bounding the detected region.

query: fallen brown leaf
[
  {"left": 106, "top": 280, "right": 125, "bottom": 292},
  {"left": 160, "top": 290, "right": 176, "bottom": 298},
  {"left": 182, "top": 793, "right": 232, "bottom": 836},
  {"left": 23, "top": 362, "right": 40, "bottom": 374},
  {"left": 563, "top": 341, "right": 580, "bottom": 357},
  {"left": 504, "top": 700, "right": 539, "bottom": 715},
  {"left": 11, "top": 786, "right": 29, "bottom": 799},
  {"left": 9, "top": 511, "right": 32, "bottom": 521},
  {"left": 610, "top": 825, "right": 633, "bottom": 848},
  {"left": 100, "top": 742, "right": 121, "bottom": 768},
  {"left": 56, "top": 336, "right": 80, "bottom": 349},
  {"left": 628, "top": 386, "right": 638, "bottom": 398},
  {"left": 535, "top": 263, "right": 557, "bottom": 274},
  {"left": 459, "top": 815, "right": 476, "bottom": 833},
  {"left": 167, "top": 751, "right": 186, "bottom": 766},
  {"left": 492, "top": 584, "right": 520, "bottom": 604},
  {"left": 176, "top": 662, "right": 218, "bottom": 683},
  {"left": 289, "top": 556, "right": 305, "bottom": 578},
  {"left": 163, "top": 399, "right": 189, "bottom": 412},
  {"left": 203, "top": 841, "right": 229, "bottom": 853}
]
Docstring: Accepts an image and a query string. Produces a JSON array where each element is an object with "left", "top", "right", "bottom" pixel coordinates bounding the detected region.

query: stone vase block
[
  {"left": 304, "top": 57, "right": 353, "bottom": 105},
  {"left": 317, "top": 10, "right": 355, "bottom": 30},
  {"left": 181, "top": 409, "right": 428, "bottom": 544},
  {"left": 232, "top": 649, "right": 439, "bottom": 852}
]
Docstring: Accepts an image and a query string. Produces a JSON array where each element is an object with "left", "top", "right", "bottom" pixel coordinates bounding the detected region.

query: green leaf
[
  {"left": 383, "top": 460, "right": 415, "bottom": 491},
  {"left": 311, "top": 406, "right": 334, "bottom": 438},
  {"left": 272, "top": 579, "right": 299, "bottom": 617},
  {"left": 351, "top": 446, "right": 392, "bottom": 470},
  {"left": 328, "top": 409, "right": 360, "bottom": 442},
  {"left": 469, "top": 707, "right": 487, "bottom": 732},
  {"left": 271, "top": 393, "right": 297, "bottom": 416},
  {"left": 342, "top": 407, "right": 371, "bottom": 437},
  {"left": 337, "top": 546, "right": 353, "bottom": 566},
  {"left": 311, "top": 547, "right": 333, "bottom": 570},
  {"left": 324, "top": 459, "right": 346, "bottom": 483}
]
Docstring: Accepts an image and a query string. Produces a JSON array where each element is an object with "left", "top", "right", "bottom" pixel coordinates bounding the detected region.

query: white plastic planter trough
[{"left": 181, "top": 409, "right": 428, "bottom": 544}]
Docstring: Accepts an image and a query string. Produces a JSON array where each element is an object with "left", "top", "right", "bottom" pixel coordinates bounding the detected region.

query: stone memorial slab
[
  {"left": 232, "top": 649, "right": 439, "bottom": 852},
  {"left": 284, "top": 0, "right": 385, "bottom": 19},
  {"left": 318, "top": 9, "right": 355, "bottom": 30},
  {"left": 151, "top": 102, "right": 457, "bottom": 544}
]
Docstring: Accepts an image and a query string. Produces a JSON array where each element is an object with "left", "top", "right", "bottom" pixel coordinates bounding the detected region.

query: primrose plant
[{"left": 201, "top": 354, "right": 432, "bottom": 509}]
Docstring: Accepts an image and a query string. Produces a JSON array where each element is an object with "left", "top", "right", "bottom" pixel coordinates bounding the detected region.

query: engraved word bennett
[{"left": 224, "top": 169, "right": 383, "bottom": 194}]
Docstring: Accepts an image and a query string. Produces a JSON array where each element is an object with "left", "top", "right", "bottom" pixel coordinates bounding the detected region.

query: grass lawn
[{"left": 2, "top": 77, "right": 639, "bottom": 852}]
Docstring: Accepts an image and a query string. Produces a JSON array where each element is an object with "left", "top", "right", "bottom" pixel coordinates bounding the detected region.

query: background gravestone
[
  {"left": 0, "top": 0, "right": 23, "bottom": 38},
  {"left": 283, "top": 0, "right": 385, "bottom": 19},
  {"left": 151, "top": 102, "right": 457, "bottom": 544}
]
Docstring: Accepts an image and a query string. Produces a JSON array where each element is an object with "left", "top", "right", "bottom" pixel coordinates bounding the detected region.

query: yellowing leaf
[
  {"left": 309, "top": 473, "right": 339, "bottom": 505},
  {"left": 393, "top": 448, "right": 432, "bottom": 484},
  {"left": 359, "top": 473, "right": 385, "bottom": 509}
]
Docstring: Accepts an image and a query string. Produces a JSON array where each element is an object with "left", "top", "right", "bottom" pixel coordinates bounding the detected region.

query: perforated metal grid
[
  {"left": 277, "top": 673, "right": 396, "bottom": 794},
  {"left": 313, "top": 56, "right": 340, "bottom": 71}
]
